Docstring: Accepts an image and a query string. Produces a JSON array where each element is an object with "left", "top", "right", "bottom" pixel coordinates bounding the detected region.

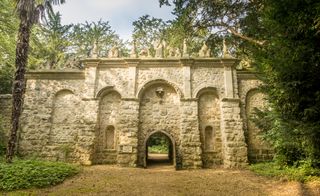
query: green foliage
[
  {"left": 0, "top": 159, "right": 79, "bottom": 191},
  {"left": 251, "top": 0, "right": 320, "bottom": 168},
  {"left": 132, "top": 15, "right": 167, "bottom": 52},
  {"left": 30, "top": 10, "right": 73, "bottom": 69},
  {"left": 0, "top": 0, "right": 18, "bottom": 93},
  {"left": 249, "top": 161, "right": 320, "bottom": 182},
  {"left": 148, "top": 145, "right": 168, "bottom": 154},
  {"left": 71, "top": 20, "right": 127, "bottom": 58},
  {"left": 147, "top": 133, "right": 170, "bottom": 154}
]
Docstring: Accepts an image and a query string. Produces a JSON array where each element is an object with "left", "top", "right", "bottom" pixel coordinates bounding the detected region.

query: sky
[{"left": 53, "top": 0, "right": 175, "bottom": 41}]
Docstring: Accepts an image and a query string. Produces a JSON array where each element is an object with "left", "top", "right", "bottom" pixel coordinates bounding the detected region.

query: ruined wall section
[
  {"left": 0, "top": 94, "right": 12, "bottom": 151},
  {"left": 198, "top": 92, "right": 223, "bottom": 167},
  {"left": 137, "top": 67, "right": 184, "bottom": 95},
  {"left": 97, "top": 68, "right": 129, "bottom": 97},
  {"left": 138, "top": 84, "right": 181, "bottom": 166},
  {"left": 237, "top": 72, "right": 273, "bottom": 163},
  {"left": 191, "top": 66, "right": 225, "bottom": 98},
  {"left": 93, "top": 91, "right": 121, "bottom": 164},
  {"left": 20, "top": 72, "right": 97, "bottom": 164}
]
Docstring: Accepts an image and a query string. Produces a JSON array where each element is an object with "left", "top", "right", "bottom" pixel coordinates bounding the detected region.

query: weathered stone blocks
[{"left": 0, "top": 58, "right": 273, "bottom": 168}]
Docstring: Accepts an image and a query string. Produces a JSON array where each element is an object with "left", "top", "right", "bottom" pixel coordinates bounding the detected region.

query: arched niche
[
  {"left": 93, "top": 90, "right": 121, "bottom": 164},
  {"left": 245, "top": 89, "right": 273, "bottom": 163},
  {"left": 52, "top": 89, "right": 77, "bottom": 124},
  {"left": 197, "top": 89, "right": 222, "bottom": 167},
  {"left": 137, "top": 79, "right": 184, "bottom": 100}
]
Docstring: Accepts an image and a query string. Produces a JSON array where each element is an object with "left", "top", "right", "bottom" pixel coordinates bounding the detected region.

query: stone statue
[
  {"left": 130, "top": 41, "right": 137, "bottom": 58},
  {"left": 183, "top": 39, "right": 189, "bottom": 57},
  {"left": 154, "top": 40, "right": 164, "bottom": 58},
  {"left": 175, "top": 48, "right": 181, "bottom": 57},
  {"left": 91, "top": 41, "right": 98, "bottom": 58},
  {"left": 138, "top": 48, "right": 148, "bottom": 58},
  {"left": 167, "top": 46, "right": 175, "bottom": 57},
  {"left": 223, "top": 39, "right": 231, "bottom": 58},
  {"left": 199, "top": 42, "right": 211, "bottom": 58},
  {"left": 108, "top": 46, "right": 119, "bottom": 58}
]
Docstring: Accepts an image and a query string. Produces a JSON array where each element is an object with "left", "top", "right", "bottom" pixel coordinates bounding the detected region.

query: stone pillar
[
  {"left": 180, "top": 58, "right": 193, "bottom": 99},
  {"left": 117, "top": 99, "right": 139, "bottom": 167},
  {"left": 126, "top": 59, "right": 139, "bottom": 98},
  {"left": 179, "top": 99, "right": 202, "bottom": 169},
  {"left": 224, "top": 62, "right": 235, "bottom": 98},
  {"left": 220, "top": 98, "right": 248, "bottom": 168},
  {"left": 77, "top": 98, "right": 99, "bottom": 165},
  {"left": 83, "top": 59, "right": 99, "bottom": 98}
]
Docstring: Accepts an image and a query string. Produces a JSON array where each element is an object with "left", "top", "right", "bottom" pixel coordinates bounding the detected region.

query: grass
[
  {"left": 249, "top": 161, "right": 320, "bottom": 182},
  {"left": 148, "top": 145, "right": 168, "bottom": 154},
  {"left": 0, "top": 157, "right": 80, "bottom": 191}
]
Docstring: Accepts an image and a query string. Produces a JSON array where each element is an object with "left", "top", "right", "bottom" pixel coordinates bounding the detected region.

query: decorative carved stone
[
  {"left": 91, "top": 41, "right": 99, "bottom": 58},
  {"left": 130, "top": 41, "right": 137, "bottom": 58},
  {"left": 154, "top": 40, "right": 164, "bottom": 58},
  {"left": 223, "top": 39, "right": 231, "bottom": 58},
  {"left": 199, "top": 42, "right": 211, "bottom": 58},
  {"left": 108, "top": 46, "right": 119, "bottom": 58},
  {"left": 183, "top": 39, "right": 189, "bottom": 57}
]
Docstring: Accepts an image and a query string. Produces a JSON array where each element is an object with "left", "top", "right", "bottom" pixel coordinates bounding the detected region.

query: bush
[
  {"left": 0, "top": 159, "right": 80, "bottom": 191},
  {"left": 148, "top": 145, "right": 168, "bottom": 154},
  {"left": 249, "top": 161, "right": 320, "bottom": 182}
]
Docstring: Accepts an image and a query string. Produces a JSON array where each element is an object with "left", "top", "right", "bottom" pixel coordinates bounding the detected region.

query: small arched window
[
  {"left": 105, "top": 125, "right": 115, "bottom": 149},
  {"left": 205, "top": 126, "right": 214, "bottom": 151}
]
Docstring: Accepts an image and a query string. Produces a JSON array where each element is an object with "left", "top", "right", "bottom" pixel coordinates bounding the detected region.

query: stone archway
[
  {"left": 143, "top": 131, "right": 176, "bottom": 168},
  {"left": 137, "top": 82, "right": 181, "bottom": 167}
]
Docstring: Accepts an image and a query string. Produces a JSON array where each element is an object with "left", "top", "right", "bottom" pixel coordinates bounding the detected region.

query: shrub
[
  {"left": 0, "top": 159, "right": 80, "bottom": 191},
  {"left": 249, "top": 161, "right": 320, "bottom": 182}
]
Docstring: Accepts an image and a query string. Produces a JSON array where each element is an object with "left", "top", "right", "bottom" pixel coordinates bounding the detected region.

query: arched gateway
[
  {"left": 8, "top": 57, "right": 273, "bottom": 169},
  {"left": 144, "top": 131, "right": 176, "bottom": 168}
]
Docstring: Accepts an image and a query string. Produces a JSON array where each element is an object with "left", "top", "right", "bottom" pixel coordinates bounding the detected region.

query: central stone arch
[{"left": 137, "top": 81, "right": 182, "bottom": 168}]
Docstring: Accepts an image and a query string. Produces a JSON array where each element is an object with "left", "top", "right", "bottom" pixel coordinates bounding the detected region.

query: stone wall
[
  {"left": 237, "top": 71, "right": 274, "bottom": 162},
  {"left": 16, "top": 58, "right": 271, "bottom": 168},
  {"left": 198, "top": 91, "right": 223, "bottom": 167},
  {"left": 0, "top": 94, "right": 12, "bottom": 150}
]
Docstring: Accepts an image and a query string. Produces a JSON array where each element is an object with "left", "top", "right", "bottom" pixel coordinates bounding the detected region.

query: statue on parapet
[
  {"left": 182, "top": 39, "right": 189, "bottom": 57},
  {"left": 108, "top": 46, "right": 119, "bottom": 58},
  {"left": 90, "top": 41, "right": 99, "bottom": 58},
  {"left": 199, "top": 42, "right": 211, "bottom": 57},
  {"left": 154, "top": 40, "right": 164, "bottom": 58},
  {"left": 223, "top": 39, "right": 231, "bottom": 58},
  {"left": 130, "top": 41, "right": 138, "bottom": 58}
]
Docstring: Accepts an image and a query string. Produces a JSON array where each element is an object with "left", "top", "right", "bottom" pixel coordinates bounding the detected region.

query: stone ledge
[
  {"left": 81, "top": 58, "right": 239, "bottom": 68},
  {"left": 237, "top": 70, "right": 260, "bottom": 80},
  {"left": 26, "top": 70, "right": 85, "bottom": 80},
  {"left": 0, "top": 94, "right": 12, "bottom": 99}
]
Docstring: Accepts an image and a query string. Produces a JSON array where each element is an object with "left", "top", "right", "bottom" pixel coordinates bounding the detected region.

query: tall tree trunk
[{"left": 6, "top": 16, "right": 32, "bottom": 163}]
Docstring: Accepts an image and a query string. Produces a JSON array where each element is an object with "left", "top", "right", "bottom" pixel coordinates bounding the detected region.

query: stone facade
[
  {"left": 0, "top": 58, "right": 273, "bottom": 168},
  {"left": 0, "top": 94, "right": 12, "bottom": 150}
]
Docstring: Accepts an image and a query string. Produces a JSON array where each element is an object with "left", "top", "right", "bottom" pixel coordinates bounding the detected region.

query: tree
[
  {"left": 0, "top": 0, "right": 18, "bottom": 93},
  {"left": 161, "top": 0, "right": 320, "bottom": 167},
  {"left": 132, "top": 15, "right": 167, "bottom": 53},
  {"left": 160, "top": 0, "right": 265, "bottom": 46},
  {"left": 30, "top": 10, "right": 72, "bottom": 69},
  {"left": 6, "top": 0, "right": 65, "bottom": 163},
  {"left": 252, "top": 0, "right": 320, "bottom": 167},
  {"left": 70, "top": 20, "right": 127, "bottom": 58}
]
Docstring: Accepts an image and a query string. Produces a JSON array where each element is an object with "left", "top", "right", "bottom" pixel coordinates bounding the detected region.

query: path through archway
[{"left": 144, "top": 131, "right": 175, "bottom": 168}]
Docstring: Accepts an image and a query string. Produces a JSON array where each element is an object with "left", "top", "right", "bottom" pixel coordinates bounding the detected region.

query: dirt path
[{"left": 5, "top": 165, "right": 320, "bottom": 196}]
